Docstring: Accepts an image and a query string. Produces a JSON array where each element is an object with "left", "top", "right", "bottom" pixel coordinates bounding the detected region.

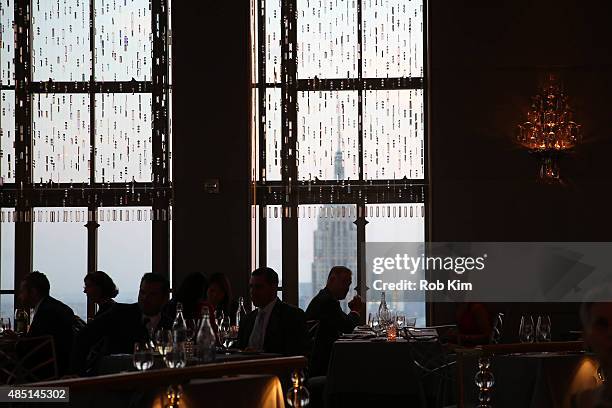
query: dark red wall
[{"left": 429, "top": 0, "right": 612, "bottom": 334}]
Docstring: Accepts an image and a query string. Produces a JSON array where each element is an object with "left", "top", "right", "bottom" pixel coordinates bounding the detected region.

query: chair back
[
  {"left": 72, "top": 315, "right": 87, "bottom": 335},
  {"left": 0, "top": 335, "right": 58, "bottom": 384},
  {"left": 305, "top": 320, "right": 320, "bottom": 352},
  {"left": 304, "top": 320, "right": 320, "bottom": 374},
  {"left": 408, "top": 337, "right": 456, "bottom": 408}
]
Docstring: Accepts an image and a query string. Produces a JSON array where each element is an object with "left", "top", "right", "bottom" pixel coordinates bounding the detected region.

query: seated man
[
  {"left": 572, "top": 300, "right": 612, "bottom": 407},
  {"left": 305, "top": 266, "right": 363, "bottom": 375},
  {"left": 237, "top": 267, "right": 306, "bottom": 356},
  {"left": 18, "top": 271, "right": 75, "bottom": 377},
  {"left": 72, "top": 273, "right": 171, "bottom": 375}
]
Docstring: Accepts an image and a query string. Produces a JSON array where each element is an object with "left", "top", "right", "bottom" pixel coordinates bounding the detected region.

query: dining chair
[{"left": 0, "top": 335, "right": 58, "bottom": 384}]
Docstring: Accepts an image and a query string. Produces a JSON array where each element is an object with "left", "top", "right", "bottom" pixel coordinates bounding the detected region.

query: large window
[
  {"left": 250, "top": 0, "right": 428, "bottom": 321},
  {"left": 33, "top": 208, "right": 88, "bottom": 319},
  {"left": 0, "top": 0, "right": 171, "bottom": 319}
]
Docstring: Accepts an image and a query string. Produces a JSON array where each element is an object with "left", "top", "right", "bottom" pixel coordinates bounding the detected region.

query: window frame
[
  {"left": 0, "top": 0, "right": 172, "bottom": 319},
  {"left": 250, "top": 0, "right": 431, "bottom": 320}
]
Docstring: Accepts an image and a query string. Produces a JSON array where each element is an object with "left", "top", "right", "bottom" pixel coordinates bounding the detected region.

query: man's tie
[{"left": 247, "top": 310, "right": 266, "bottom": 351}]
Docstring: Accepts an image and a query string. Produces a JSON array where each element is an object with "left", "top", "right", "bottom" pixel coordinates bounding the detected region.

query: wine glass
[
  {"left": 154, "top": 329, "right": 173, "bottom": 355},
  {"left": 519, "top": 315, "right": 535, "bottom": 343},
  {"left": 491, "top": 313, "right": 504, "bottom": 344},
  {"left": 164, "top": 342, "right": 187, "bottom": 369},
  {"left": 220, "top": 316, "right": 233, "bottom": 348},
  {"left": 370, "top": 316, "right": 382, "bottom": 336},
  {"left": 0, "top": 317, "right": 11, "bottom": 335},
  {"left": 215, "top": 309, "right": 225, "bottom": 330},
  {"left": 133, "top": 342, "right": 154, "bottom": 371},
  {"left": 406, "top": 317, "right": 417, "bottom": 328},
  {"left": 536, "top": 315, "right": 551, "bottom": 342},
  {"left": 185, "top": 319, "right": 198, "bottom": 342},
  {"left": 396, "top": 314, "right": 406, "bottom": 330}
]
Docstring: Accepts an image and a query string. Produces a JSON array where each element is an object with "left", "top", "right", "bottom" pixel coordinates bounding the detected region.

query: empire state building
[{"left": 309, "top": 128, "right": 357, "bottom": 312}]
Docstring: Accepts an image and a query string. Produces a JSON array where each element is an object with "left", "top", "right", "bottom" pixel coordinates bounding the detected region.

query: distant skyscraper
[{"left": 310, "top": 101, "right": 356, "bottom": 311}]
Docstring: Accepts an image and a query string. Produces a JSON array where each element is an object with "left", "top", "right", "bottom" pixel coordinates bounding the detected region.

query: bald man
[{"left": 305, "top": 266, "right": 364, "bottom": 375}]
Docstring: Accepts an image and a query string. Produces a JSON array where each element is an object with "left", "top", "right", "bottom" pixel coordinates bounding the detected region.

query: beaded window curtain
[
  {"left": 0, "top": 0, "right": 171, "bottom": 319},
  {"left": 250, "top": 0, "right": 429, "bottom": 322}
]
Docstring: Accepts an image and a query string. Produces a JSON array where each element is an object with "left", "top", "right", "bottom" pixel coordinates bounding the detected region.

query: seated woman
[
  {"left": 165, "top": 272, "right": 209, "bottom": 320},
  {"left": 207, "top": 272, "right": 238, "bottom": 325},
  {"left": 572, "top": 301, "right": 612, "bottom": 407},
  {"left": 83, "top": 271, "right": 119, "bottom": 319}
]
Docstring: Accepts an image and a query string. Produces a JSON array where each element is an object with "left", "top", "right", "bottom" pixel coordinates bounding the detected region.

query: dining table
[
  {"left": 324, "top": 327, "right": 440, "bottom": 407},
  {"left": 325, "top": 327, "right": 601, "bottom": 408},
  {"left": 95, "top": 350, "right": 282, "bottom": 375},
  {"left": 454, "top": 341, "right": 600, "bottom": 408},
  {"left": 29, "top": 355, "right": 307, "bottom": 408}
]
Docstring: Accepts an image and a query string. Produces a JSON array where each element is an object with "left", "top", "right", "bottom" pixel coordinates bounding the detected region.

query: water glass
[
  {"left": 0, "top": 317, "right": 11, "bottom": 334},
  {"left": 378, "top": 309, "right": 391, "bottom": 329},
  {"left": 406, "top": 317, "right": 417, "bottom": 328},
  {"left": 164, "top": 343, "right": 187, "bottom": 369},
  {"left": 133, "top": 342, "right": 154, "bottom": 371},
  {"left": 154, "top": 329, "right": 173, "bottom": 355},
  {"left": 519, "top": 315, "right": 535, "bottom": 343},
  {"left": 536, "top": 315, "right": 551, "bottom": 342}
]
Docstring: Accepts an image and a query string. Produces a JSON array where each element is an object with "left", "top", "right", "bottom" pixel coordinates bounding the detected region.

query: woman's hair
[
  {"left": 175, "top": 272, "right": 209, "bottom": 319},
  {"left": 84, "top": 270, "right": 119, "bottom": 299},
  {"left": 208, "top": 272, "right": 233, "bottom": 312}
]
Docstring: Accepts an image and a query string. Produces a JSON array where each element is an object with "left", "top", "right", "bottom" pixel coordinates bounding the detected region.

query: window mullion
[
  {"left": 280, "top": 0, "right": 298, "bottom": 305},
  {"left": 13, "top": 0, "right": 33, "bottom": 310},
  {"left": 151, "top": 0, "right": 171, "bottom": 279}
]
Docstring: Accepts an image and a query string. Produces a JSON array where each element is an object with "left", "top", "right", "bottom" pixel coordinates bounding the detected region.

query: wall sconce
[{"left": 517, "top": 74, "right": 581, "bottom": 182}]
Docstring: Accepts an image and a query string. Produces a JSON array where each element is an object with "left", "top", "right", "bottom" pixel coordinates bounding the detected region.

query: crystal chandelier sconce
[{"left": 517, "top": 74, "right": 581, "bottom": 181}]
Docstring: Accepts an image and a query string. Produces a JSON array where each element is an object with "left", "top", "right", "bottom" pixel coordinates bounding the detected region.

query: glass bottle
[
  {"left": 172, "top": 302, "right": 187, "bottom": 346},
  {"left": 236, "top": 297, "right": 247, "bottom": 328},
  {"left": 14, "top": 308, "right": 29, "bottom": 335},
  {"left": 377, "top": 292, "right": 390, "bottom": 326},
  {"left": 196, "top": 306, "right": 216, "bottom": 363}
]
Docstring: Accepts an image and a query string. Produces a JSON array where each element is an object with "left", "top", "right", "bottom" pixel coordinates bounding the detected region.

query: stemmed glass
[
  {"left": 215, "top": 309, "right": 225, "bottom": 331},
  {"left": 218, "top": 316, "right": 235, "bottom": 350},
  {"left": 491, "top": 313, "right": 504, "bottom": 344},
  {"left": 370, "top": 316, "right": 383, "bottom": 337},
  {"left": 519, "top": 315, "right": 535, "bottom": 343},
  {"left": 154, "top": 329, "right": 173, "bottom": 355},
  {"left": 406, "top": 317, "right": 417, "bottom": 328},
  {"left": 185, "top": 319, "right": 200, "bottom": 343},
  {"left": 133, "top": 342, "right": 154, "bottom": 371},
  {"left": 184, "top": 319, "right": 199, "bottom": 358},
  {"left": 378, "top": 309, "right": 392, "bottom": 330},
  {"left": 536, "top": 315, "right": 551, "bottom": 342},
  {"left": 164, "top": 342, "right": 187, "bottom": 369},
  {"left": 0, "top": 318, "right": 11, "bottom": 335},
  {"left": 396, "top": 314, "right": 406, "bottom": 331}
]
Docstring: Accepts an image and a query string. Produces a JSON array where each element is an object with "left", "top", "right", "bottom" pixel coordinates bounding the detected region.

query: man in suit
[
  {"left": 71, "top": 273, "right": 172, "bottom": 375},
  {"left": 18, "top": 271, "right": 75, "bottom": 377},
  {"left": 237, "top": 267, "right": 307, "bottom": 356},
  {"left": 305, "top": 266, "right": 364, "bottom": 375}
]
